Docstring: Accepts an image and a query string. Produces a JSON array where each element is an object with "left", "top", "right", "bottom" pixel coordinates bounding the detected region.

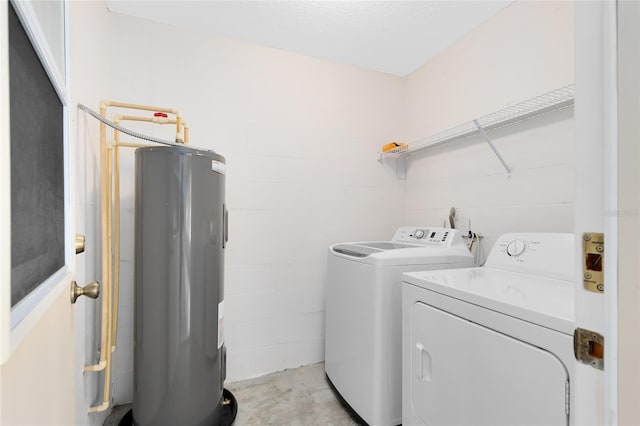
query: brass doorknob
[
  {"left": 70, "top": 281, "right": 100, "bottom": 304},
  {"left": 75, "top": 234, "right": 86, "bottom": 254}
]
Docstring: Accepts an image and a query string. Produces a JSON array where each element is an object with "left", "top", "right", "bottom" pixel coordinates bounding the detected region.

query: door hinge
[
  {"left": 565, "top": 380, "right": 570, "bottom": 415},
  {"left": 582, "top": 232, "right": 604, "bottom": 293},
  {"left": 574, "top": 328, "right": 604, "bottom": 370}
]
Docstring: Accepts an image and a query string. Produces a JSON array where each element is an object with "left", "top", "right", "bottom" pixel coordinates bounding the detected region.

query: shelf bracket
[
  {"left": 473, "top": 119, "right": 512, "bottom": 177},
  {"left": 378, "top": 152, "right": 407, "bottom": 179},
  {"left": 396, "top": 155, "right": 407, "bottom": 179}
]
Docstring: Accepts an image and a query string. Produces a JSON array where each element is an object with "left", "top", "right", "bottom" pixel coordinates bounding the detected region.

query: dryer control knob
[
  {"left": 506, "top": 239, "right": 526, "bottom": 257},
  {"left": 415, "top": 230, "right": 425, "bottom": 239}
]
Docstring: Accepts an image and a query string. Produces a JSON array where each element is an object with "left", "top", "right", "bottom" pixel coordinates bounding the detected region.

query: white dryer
[
  {"left": 402, "top": 233, "right": 575, "bottom": 426},
  {"left": 325, "top": 227, "right": 473, "bottom": 426}
]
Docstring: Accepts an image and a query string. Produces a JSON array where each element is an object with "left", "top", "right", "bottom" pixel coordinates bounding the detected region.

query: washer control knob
[
  {"left": 506, "top": 239, "right": 526, "bottom": 257},
  {"left": 415, "top": 230, "right": 425, "bottom": 239}
]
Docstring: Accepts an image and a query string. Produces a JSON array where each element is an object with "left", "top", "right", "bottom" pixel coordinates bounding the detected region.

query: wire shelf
[
  {"left": 383, "top": 84, "right": 575, "bottom": 158},
  {"left": 384, "top": 145, "right": 409, "bottom": 154}
]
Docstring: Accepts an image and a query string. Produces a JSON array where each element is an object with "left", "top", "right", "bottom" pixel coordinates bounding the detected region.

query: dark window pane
[{"left": 9, "top": 2, "right": 65, "bottom": 306}]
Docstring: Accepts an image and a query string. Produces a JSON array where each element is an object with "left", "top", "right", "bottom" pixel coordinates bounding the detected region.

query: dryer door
[{"left": 410, "top": 302, "right": 569, "bottom": 426}]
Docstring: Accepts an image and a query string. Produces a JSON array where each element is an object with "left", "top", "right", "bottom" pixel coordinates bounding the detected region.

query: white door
[
  {"left": 615, "top": 2, "right": 640, "bottom": 424},
  {"left": 574, "top": 1, "right": 640, "bottom": 425},
  {"left": 0, "top": 2, "right": 103, "bottom": 425},
  {"left": 0, "top": 0, "right": 72, "bottom": 365}
]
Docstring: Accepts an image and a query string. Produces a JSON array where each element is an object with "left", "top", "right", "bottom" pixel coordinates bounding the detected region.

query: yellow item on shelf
[{"left": 382, "top": 141, "right": 408, "bottom": 153}]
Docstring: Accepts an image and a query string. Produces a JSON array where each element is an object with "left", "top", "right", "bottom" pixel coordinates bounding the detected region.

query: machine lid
[
  {"left": 328, "top": 227, "right": 473, "bottom": 266},
  {"left": 363, "top": 241, "right": 421, "bottom": 250},
  {"left": 331, "top": 244, "right": 381, "bottom": 258},
  {"left": 331, "top": 242, "right": 418, "bottom": 258},
  {"left": 330, "top": 243, "right": 474, "bottom": 266},
  {"left": 403, "top": 267, "right": 574, "bottom": 335}
]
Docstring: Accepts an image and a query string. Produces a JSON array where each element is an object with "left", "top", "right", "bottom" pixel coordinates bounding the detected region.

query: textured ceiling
[{"left": 106, "top": 1, "right": 511, "bottom": 77}]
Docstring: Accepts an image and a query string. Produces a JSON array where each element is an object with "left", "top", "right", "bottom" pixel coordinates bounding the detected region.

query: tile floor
[{"left": 227, "top": 362, "right": 362, "bottom": 425}]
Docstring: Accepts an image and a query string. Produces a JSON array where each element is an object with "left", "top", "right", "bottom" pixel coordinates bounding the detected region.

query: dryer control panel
[
  {"left": 485, "top": 233, "right": 574, "bottom": 281},
  {"left": 392, "top": 227, "right": 457, "bottom": 248}
]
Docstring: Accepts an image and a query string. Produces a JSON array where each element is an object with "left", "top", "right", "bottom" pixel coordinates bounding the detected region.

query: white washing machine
[
  {"left": 402, "top": 233, "right": 575, "bottom": 426},
  {"left": 325, "top": 227, "right": 473, "bottom": 426}
]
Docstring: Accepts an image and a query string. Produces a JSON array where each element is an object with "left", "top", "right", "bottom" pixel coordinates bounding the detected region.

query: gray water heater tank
[{"left": 133, "top": 145, "right": 229, "bottom": 426}]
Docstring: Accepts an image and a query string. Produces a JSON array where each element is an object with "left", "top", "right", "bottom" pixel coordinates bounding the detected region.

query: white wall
[
  {"left": 105, "top": 11, "right": 406, "bottom": 399},
  {"left": 404, "top": 1, "right": 575, "bottom": 250}
]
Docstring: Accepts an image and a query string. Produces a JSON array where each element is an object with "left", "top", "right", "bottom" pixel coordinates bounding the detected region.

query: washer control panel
[
  {"left": 485, "top": 233, "right": 575, "bottom": 281},
  {"left": 392, "top": 227, "right": 457, "bottom": 248}
]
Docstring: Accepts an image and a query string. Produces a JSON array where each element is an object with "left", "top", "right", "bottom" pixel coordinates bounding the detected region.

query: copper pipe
[
  {"left": 85, "top": 104, "right": 109, "bottom": 373},
  {"left": 176, "top": 114, "right": 183, "bottom": 143},
  {"left": 113, "top": 113, "right": 187, "bottom": 144},
  {"left": 103, "top": 100, "right": 178, "bottom": 114},
  {"left": 89, "top": 146, "right": 114, "bottom": 413},
  {"left": 111, "top": 124, "right": 121, "bottom": 352},
  {"left": 117, "top": 115, "right": 177, "bottom": 125}
]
